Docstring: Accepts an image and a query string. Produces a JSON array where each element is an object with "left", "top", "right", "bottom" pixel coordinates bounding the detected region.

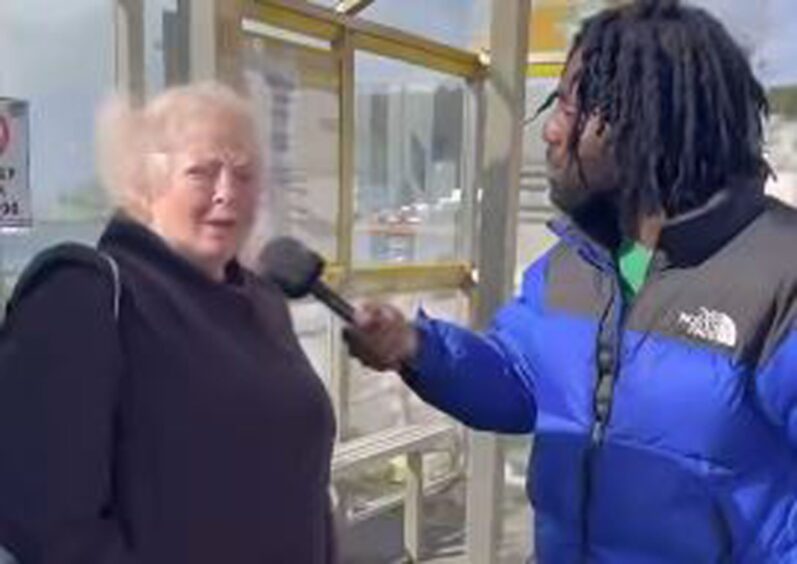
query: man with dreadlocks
[{"left": 345, "top": 0, "right": 797, "bottom": 561}]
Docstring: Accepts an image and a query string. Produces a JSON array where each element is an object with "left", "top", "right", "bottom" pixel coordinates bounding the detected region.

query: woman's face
[{"left": 147, "top": 108, "right": 262, "bottom": 279}]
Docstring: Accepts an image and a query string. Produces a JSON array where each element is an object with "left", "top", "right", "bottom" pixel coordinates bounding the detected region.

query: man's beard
[
  {"left": 547, "top": 147, "right": 620, "bottom": 216},
  {"left": 548, "top": 177, "right": 618, "bottom": 216},
  {"left": 549, "top": 181, "right": 595, "bottom": 214},
  {"left": 549, "top": 180, "right": 622, "bottom": 248}
]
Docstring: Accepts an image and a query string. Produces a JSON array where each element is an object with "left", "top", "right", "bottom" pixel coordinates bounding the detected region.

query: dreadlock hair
[{"left": 568, "top": 0, "right": 771, "bottom": 218}]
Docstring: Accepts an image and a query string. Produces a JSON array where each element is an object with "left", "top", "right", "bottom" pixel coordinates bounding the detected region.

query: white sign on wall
[{"left": 0, "top": 98, "right": 31, "bottom": 229}]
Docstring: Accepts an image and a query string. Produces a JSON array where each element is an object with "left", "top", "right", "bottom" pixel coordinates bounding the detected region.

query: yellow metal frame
[
  {"left": 335, "top": 28, "right": 355, "bottom": 269},
  {"left": 241, "top": 1, "right": 565, "bottom": 292},
  {"left": 238, "top": 1, "right": 540, "bottom": 548},
  {"left": 245, "top": 0, "right": 485, "bottom": 79},
  {"left": 526, "top": 52, "right": 566, "bottom": 79},
  {"left": 349, "top": 22, "right": 484, "bottom": 78},
  {"left": 244, "top": 0, "right": 482, "bottom": 298},
  {"left": 335, "top": 0, "right": 378, "bottom": 17},
  {"left": 322, "top": 262, "right": 475, "bottom": 295},
  {"left": 244, "top": 1, "right": 339, "bottom": 41},
  {"left": 242, "top": 0, "right": 482, "bottom": 441},
  {"left": 527, "top": 62, "right": 564, "bottom": 78}
]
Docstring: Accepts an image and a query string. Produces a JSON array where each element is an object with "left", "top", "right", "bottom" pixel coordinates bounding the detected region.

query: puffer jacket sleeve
[
  {"left": 404, "top": 257, "right": 550, "bottom": 434},
  {"left": 0, "top": 261, "right": 135, "bottom": 564},
  {"left": 755, "top": 327, "right": 797, "bottom": 449}
]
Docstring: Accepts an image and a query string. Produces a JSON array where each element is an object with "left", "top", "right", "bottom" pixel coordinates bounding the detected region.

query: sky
[
  {"left": 333, "top": 0, "right": 797, "bottom": 87},
  {"left": 691, "top": 0, "right": 797, "bottom": 87},
  {"left": 0, "top": 0, "right": 114, "bottom": 220}
]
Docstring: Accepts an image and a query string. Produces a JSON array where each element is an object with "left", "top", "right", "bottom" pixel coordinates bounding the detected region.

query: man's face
[{"left": 542, "top": 53, "right": 619, "bottom": 213}]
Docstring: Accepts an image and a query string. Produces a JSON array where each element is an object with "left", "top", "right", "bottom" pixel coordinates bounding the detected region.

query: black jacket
[{"left": 0, "top": 215, "right": 337, "bottom": 563}]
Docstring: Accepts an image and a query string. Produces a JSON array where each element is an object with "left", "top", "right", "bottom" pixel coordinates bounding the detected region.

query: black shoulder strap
[
  {"left": 7, "top": 243, "right": 121, "bottom": 322},
  {"left": 99, "top": 251, "right": 121, "bottom": 321}
]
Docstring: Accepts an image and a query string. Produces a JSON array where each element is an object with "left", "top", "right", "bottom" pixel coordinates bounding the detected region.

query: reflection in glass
[
  {"left": 243, "top": 32, "right": 340, "bottom": 260},
  {"left": 354, "top": 53, "right": 474, "bottom": 265}
]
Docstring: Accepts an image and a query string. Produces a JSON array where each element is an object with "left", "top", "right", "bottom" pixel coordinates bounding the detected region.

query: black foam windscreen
[{"left": 256, "top": 237, "right": 324, "bottom": 299}]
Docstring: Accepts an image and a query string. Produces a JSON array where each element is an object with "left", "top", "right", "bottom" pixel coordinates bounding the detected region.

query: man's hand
[{"left": 343, "top": 302, "right": 419, "bottom": 371}]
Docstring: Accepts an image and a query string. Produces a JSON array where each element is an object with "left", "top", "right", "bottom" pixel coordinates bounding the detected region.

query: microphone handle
[
  {"left": 310, "top": 280, "right": 356, "bottom": 323},
  {"left": 310, "top": 280, "right": 420, "bottom": 384}
]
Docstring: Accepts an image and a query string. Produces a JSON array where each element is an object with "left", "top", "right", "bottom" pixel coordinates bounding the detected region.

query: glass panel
[
  {"left": 338, "top": 446, "right": 465, "bottom": 561},
  {"left": 145, "top": 0, "right": 189, "bottom": 96},
  {"left": 338, "top": 289, "right": 467, "bottom": 561},
  {"left": 0, "top": 0, "right": 115, "bottom": 299},
  {"left": 517, "top": 76, "right": 559, "bottom": 278},
  {"left": 354, "top": 53, "right": 474, "bottom": 265},
  {"left": 346, "top": 290, "right": 468, "bottom": 436},
  {"left": 242, "top": 31, "right": 340, "bottom": 261},
  {"left": 510, "top": 76, "right": 552, "bottom": 560},
  {"left": 357, "top": 0, "right": 490, "bottom": 51},
  {"left": 768, "top": 88, "right": 797, "bottom": 206},
  {"left": 290, "top": 300, "right": 333, "bottom": 387},
  {"left": 502, "top": 435, "right": 534, "bottom": 560}
]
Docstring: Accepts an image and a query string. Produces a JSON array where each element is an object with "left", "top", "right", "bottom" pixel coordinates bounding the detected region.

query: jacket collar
[
  {"left": 549, "top": 176, "right": 767, "bottom": 269},
  {"left": 655, "top": 178, "right": 766, "bottom": 267},
  {"left": 98, "top": 212, "right": 246, "bottom": 288}
]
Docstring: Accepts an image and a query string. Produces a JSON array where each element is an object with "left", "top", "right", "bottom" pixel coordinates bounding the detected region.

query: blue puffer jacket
[{"left": 408, "top": 186, "right": 797, "bottom": 563}]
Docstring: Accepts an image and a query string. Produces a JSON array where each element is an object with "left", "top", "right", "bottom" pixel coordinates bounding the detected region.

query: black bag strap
[
  {"left": 1, "top": 245, "right": 123, "bottom": 564},
  {"left": 99, "top": 251, "right": 121, "bottom": 321},
  {"left": 7, "top": 243, "right": 121, "bottom": 322}
]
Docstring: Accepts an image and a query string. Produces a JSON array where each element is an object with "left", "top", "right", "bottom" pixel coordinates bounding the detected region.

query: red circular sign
[{"left": 0, "top": 116, "right": 10, "bottom": 157}]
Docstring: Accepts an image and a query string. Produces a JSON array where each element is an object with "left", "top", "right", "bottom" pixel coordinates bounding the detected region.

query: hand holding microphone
[
  {"left": 345, "top": 302, "right": 418, "bottom": 372},
  {"left": 257, "top": 237, "right": 419, "bottom": 373}
]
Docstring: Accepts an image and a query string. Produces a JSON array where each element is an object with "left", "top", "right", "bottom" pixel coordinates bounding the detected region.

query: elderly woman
[{"left": 0, "top": 83, "right": 336, "bottom": 563}]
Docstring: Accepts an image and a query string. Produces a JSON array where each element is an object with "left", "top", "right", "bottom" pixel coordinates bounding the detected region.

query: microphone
[
  {"left": 256, "top": 237, "right": 355, "bottom": 323},
  {"left": 257, "top": 236, "right": 419, "bottom": 381}
]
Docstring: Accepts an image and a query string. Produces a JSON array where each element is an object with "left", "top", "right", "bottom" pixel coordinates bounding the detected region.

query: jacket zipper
[
  {"left": 580, "top": 270, "right": 622, "bottom": 563},
  {"left": 581, "top": 264, "right": 660, "bottom": 561}
]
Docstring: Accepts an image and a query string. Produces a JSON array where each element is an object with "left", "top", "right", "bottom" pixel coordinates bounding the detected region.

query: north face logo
[{"left": 678, "top": 307, "right": 737, "bottom": 347}]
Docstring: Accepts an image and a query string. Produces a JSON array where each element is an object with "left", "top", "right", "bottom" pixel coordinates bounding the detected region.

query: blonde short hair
[{"left": 96, "top": 82, "right": 261, "bottom": 221}]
